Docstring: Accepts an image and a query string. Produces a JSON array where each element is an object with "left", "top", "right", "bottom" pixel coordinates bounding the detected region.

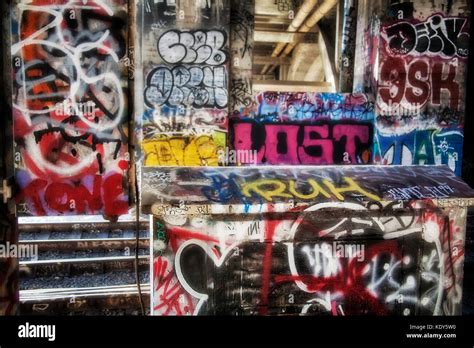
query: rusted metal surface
[
  {"left": 18, "top": 220, "right": 148, "bottom": 233},
  {"left": 20, "top": 256, "right": 149, "bottom": 276},
  {"left": 19, "top": 238, "right": 149, "bottom": 252},
  {"left": 20, "top": 284, "right": 150, "bottom": 315},
  {"left": 16, "top": 214, "right": 150, "bottom": 315}
]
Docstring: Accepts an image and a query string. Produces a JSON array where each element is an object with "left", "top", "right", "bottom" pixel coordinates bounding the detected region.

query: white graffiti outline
[
  {"left": 174, "top": 239, "right": 240, "bottom": 315},
  {"left": 287, "top": 202, "right": 444, "bottom": 315},
  {"left": 12, "top": 0, "right": 126, "bottom": 177}
]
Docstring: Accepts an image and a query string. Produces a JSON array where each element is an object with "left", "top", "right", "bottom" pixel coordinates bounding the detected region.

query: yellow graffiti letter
[
  {"left": 288, "top": 179, "right": 331, "bottom": 200},
  {"left": 241, "top": 179, "right": 292, "bottom": 201},
  {"left": 323, "top": 177, "right": 381, "bottom": 202}
]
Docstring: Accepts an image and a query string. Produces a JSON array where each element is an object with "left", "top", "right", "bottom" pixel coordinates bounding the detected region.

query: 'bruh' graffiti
[
  {"left": 202, "top": 174, "right": 381, "bottom": 204},
  {"left": 146, "top": 165, "right": 473, "bottom": 316}
]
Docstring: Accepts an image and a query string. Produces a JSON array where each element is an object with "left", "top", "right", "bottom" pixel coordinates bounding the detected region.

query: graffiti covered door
[{"left": 11, "top": 0, "right": 131, "bottom": 218}]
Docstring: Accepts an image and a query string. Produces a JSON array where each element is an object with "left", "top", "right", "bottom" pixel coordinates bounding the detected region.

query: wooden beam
[
  {"left": 253, "top": 74, "right": 275, "bottom": 80},
  {"left": 255, "top": 0, "right": 294, "bottom": 16},
  {"left": 254, "top": 55, "right": 292, "bottom": 65},
  {"left": 254, "top": 30, "right": 318, "bottom": 44},
  {"left": 254, "top": 15, "right": 292, "bottom": 25},
  {"left": 252, "top": 80, "right": 334, "bottom": 93},
  {"left": 318, "top": 26, "right": 337, "bottom": 92}
]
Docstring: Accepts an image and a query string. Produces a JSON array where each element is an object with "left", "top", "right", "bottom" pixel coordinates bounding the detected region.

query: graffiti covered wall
[
  {"left": 136, "top": 0, "right": 230, "bottom": 167},
  {"left": 373, "top": 0, "right": 470, "bottom": 175},
  {"left": 231, "top": 92, "right": 374, "bottom": 165},
  {"left": 1, "top": 0, "right": 18, "bottom": 315},
  {"left": 229, "top": 0, "right": 254, "bottom": 116},
  {"left": 339, "top": 0, "right": 359, "bottom": 92},
  {"left": 11, "top": 0, "right": 130, "bottom": 217},
  {"left": 0, "top": 219, "right": 17, "bottom": 315},
  {"left": 352, "top": 0, "right": 385, "bottom": 94},
  {"left": 144, "top": 165, "right": 474, "bottom": 315}
]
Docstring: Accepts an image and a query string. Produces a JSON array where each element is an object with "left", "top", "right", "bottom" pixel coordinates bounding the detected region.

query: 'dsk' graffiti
[{"left": 374, "top": 2, "right": 470, "bottom": 176}]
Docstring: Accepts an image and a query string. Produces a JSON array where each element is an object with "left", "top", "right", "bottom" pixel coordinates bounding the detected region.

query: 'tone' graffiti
[{"left": 11, "top": 0, "right": 129, "bottom": 216}]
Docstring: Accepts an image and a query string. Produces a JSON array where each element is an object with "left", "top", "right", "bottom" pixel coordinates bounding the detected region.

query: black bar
[{"left": 0, "top": 316, "right": 474, "bottom": 346}]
